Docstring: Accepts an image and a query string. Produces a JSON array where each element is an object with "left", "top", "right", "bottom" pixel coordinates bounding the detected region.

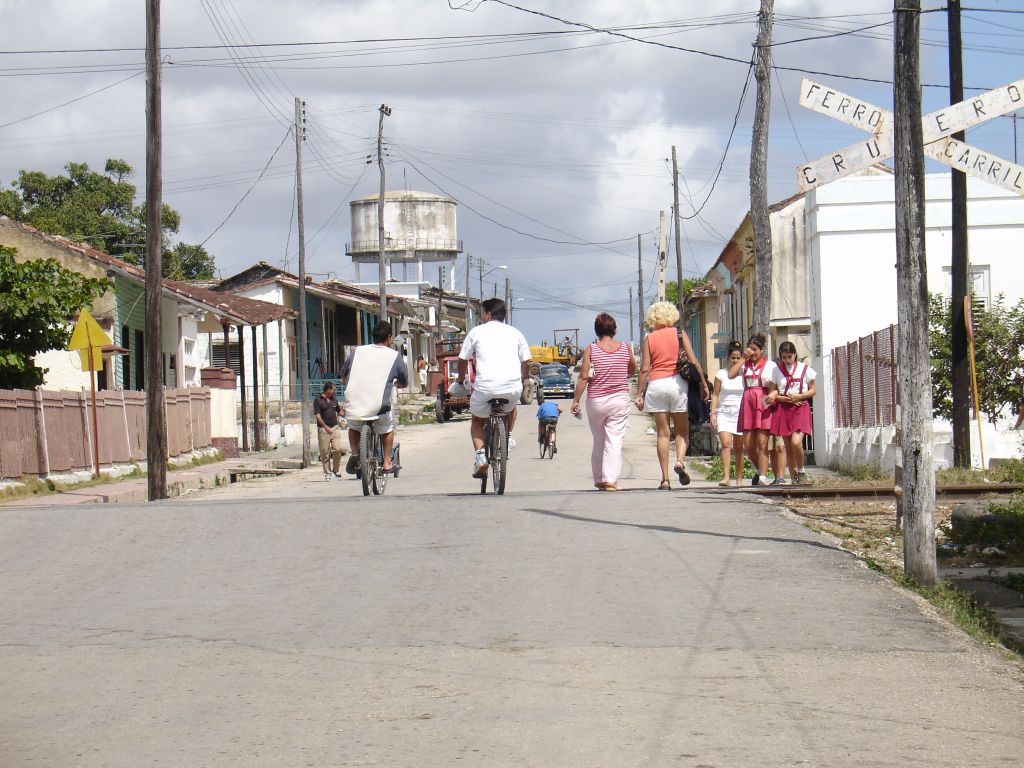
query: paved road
[{"left": 2, "top": 404, "right": 1022, "bottom": 766}]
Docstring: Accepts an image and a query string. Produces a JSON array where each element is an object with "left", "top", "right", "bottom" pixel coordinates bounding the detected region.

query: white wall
[{"left": 808, "top": 172, "right": 1024, "bottom": 466}]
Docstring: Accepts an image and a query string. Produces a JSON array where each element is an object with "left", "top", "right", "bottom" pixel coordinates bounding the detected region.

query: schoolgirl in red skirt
[
  {"left": 727, "top": 333, "right": 778, "bottom": 486},
  {"left": 768, "top": 341, "right": 817, "bottom": 484}
]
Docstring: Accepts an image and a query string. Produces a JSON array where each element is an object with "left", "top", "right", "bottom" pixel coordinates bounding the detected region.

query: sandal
[
  {"left": 674, "top": 463, "right": 691, "bottom": 486},
  {"left": 658, "top": 480, "right": 671, "bottom": 491},
  {"left": 718, "top": 481, "right": 731, "bottom": 488},
  {"left": 602, "top": 484, "right": 621, "bottom": 492},
  {"left": 595, "top": 482, "right": 608, "bottom": 490}
]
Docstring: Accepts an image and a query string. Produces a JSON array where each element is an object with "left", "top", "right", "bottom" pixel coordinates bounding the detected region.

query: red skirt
[
  {"left": 770, "top": 401, "right": 812, "bottom": 436},
  {"left": 738, "top": 386, "right": 772, "bottom": 431}
]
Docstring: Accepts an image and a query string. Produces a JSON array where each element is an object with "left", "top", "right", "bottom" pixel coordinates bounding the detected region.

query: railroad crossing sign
[{"left": 796, "top": 76, "right": 1024, "bottom": 194}]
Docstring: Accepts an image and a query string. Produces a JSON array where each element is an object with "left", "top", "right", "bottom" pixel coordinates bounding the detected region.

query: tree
[
  {"left": 666, "top": 278, "right": 711, "bottom": 306},
  {"left": 929, "top": 292, "right": 1024, "bottom": 424},
  {"left": 1, "top": 159, "right": 215, "bottom": 280},
  {"left": 0, "top": 246, "right": 110, "bottom": 389}
]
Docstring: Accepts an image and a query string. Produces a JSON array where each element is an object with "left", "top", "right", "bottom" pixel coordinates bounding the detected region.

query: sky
[{"left": 1, "top": 0, "right": 1022, "bottom": 344}]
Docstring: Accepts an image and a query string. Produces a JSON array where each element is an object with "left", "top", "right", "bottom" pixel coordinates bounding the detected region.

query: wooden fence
[{"left": 0, "top": 387, "right": 212, "bottom": 479}]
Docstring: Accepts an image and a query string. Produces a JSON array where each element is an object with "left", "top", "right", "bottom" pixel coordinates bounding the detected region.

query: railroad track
[{"left": 700, "top": 482, "right": 1024, "bottom": 502}]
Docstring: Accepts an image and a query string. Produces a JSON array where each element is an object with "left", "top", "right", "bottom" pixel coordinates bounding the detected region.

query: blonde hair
[{"left": 645, "top": 301, "right": 679, "bottom": 329}]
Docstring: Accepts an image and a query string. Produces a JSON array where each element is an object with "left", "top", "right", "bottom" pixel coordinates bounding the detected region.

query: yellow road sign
[{"left": 68, "top": 308, "right": 110, "bottom": 373}]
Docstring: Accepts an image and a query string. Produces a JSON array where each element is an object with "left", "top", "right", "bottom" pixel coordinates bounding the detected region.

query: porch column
[
  {"left": 278, "top": 318, "right": 285, "bottom": 440},
  {"left": 238, "top": 324, "right": 249, "bottom": 452},
  {"left": 251, "top": 324, "right": 261, "bottom": 452}
]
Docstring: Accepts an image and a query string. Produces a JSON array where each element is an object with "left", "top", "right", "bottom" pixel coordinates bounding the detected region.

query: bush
[
  {"left": 701, "top": 455, "right": 756, "bottom": 481},
  {"left": 945, "top": 496, "right": 1024, "bottom": 555}
]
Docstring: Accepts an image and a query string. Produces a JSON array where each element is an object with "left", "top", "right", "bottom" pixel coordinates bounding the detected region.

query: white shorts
[
  {"left": 716, "top": 406, "right": 742, "bottom": 436},
  {"left": 644, "top": 375, "right": 688, "bottom": 413},
  {"left": 470, "top": 388, "right": 521, "bottom": 419},
  {"left": 347, "top": 411, "right": 395, "bottom": 435}
]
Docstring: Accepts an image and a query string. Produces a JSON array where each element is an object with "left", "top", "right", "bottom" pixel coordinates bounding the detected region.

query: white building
[{"left": 807, "top": 172, "right": 1024, "bottom": 469}]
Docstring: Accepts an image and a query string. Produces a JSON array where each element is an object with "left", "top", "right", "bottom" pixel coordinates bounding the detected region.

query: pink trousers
[{"left": 586, "top": 392, "right": 630, "bottom": 485}]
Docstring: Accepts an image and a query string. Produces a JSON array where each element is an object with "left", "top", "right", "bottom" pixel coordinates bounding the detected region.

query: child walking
[
  {"left": 728, "top": 333, "right": 778, "bottom": 486},
  {"left": 767, "top": 341, "right": 816, "bottom": 484}
]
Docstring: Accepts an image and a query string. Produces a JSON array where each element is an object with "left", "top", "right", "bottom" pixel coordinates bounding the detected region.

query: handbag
[{"left": 675, "top": 332, "right": 702, "bottom": 382}]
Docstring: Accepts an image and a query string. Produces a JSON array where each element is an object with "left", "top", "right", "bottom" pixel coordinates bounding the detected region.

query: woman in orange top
[{"left": 634, "top": 302, "right": 708, "bottom": 490}]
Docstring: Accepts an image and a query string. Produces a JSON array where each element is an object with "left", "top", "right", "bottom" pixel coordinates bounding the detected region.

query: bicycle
[
  {"left": 539, "top": 420, "right": 557, "bottom": 459},
  {"left": 480, "top": 398, "right": 509, "bottom": 495},
  {"left": 357, "top": 415, "right": 400, "bottom": 497}
]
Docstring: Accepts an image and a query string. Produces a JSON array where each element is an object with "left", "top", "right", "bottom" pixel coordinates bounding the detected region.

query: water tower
[{"left": 347, "top": 190, "right": 462, "bottom": 289}]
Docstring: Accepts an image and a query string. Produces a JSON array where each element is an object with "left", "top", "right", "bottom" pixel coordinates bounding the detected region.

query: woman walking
[
  {"left": 728, "top": 333, "right": 778, "bottom": 486},
  {"left": 571, "top": 313, "right": 636, "bottom": 491},
  {"left": 710, "top": 341, "right": 745, "bottom": 487},
  {"left": 634, "top": 302, "right": 708, "bottom": 490},
  {"left": 768, "top": 341, "right": 817, "bottom": 484}
]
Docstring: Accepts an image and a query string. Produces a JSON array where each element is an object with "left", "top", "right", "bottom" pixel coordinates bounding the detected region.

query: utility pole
[
  {"left": 894, "top": 0, "right": 937, "bottom": 585},
  {"left": 948, "top": 0, "right": 970, "bottom": 468},
  {"left": 295, "top": 96, "right": 311, "bottom": 468},
  {"left": 478, "top": 258, "right": 484, "bottom": 303},
  {"left": 637, "top": 234, "right": 645, "bottom": 342},
  {"left": 656, "top": 210, "right": 667, "bottom": 302},
  {"left": 436, "top": 265, "right": 444, "bottom": 340},
  {"left": 671, "top": 146, "right": 685, "bottom": 317},
  {"left": 145, "top": 0, "right": 167, "bottom": 500},
  {"left": 750, "top": 0, "right": 775, "bottom": 337},
  {"left": 504, "top": 275, "right": 511, "bottom": 322},
  {"left": 465, "top": 252, "right": 472, "bottom": 329},
  {"left": 629, "top": 286, "right": 634, "bottom": 345},
  {"left": 377, "top": 103, "right": 391, "bottom": 322}
]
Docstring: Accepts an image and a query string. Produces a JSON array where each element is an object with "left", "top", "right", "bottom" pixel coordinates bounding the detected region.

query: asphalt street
[{"left": 2, "top": 404, "right": 1022, "bottom": 766}]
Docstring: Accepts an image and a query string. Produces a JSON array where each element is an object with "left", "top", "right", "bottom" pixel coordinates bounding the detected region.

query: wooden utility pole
[
  {"left": 504, "top": 275, "right": 511, "bottom": 322},
  {"left": 628, "top": 286, "right": 634, "bottom": 345},
  {"left": 436, "top": 266, "right": 444, "bottom": 340},
  {"left": 636, "top": 234, "right": 645, "bottom": 342},
  {"left": 671, "top": 146, "right": 685, "bottom": 317},
  {"left": 295, "top": 97, "right": 311, "bottom": 468},
  {"left": 145, "top": 0, "right": 167, "bottom": 500},
  {"left": 894, "top": 0, "right": 937, "bottom": 585},
  {"left": 477, "top": 258, "right": 484, "bottom": 304},
  {"left": 750, "top": 0, "right": 775, "bottom": 337},
  {"left": 377, "top": 104, "right": 391, "bottom": 322},
  {"left": 948, "top": 0, "right": 971, "bottom": 467},
  {"left": 656, "top": 210, "right": 668, "bottom": 302},
  {"left": 465, "top": 252, "right": 472, "bottom": 329}
]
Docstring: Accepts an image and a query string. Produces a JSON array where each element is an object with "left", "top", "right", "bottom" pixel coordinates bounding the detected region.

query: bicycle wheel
[
  {"left": 538, "top": 430, "right": 547, "bottom": 459},
  {"left": 547, "top": 427, "right": 556, "bottom": 459},
  {"left": 371, "top": 431, "right": 387, "bottom": 495},
  {"left": 490, "top": 417, "right": 507, "bottom": 495},
  {"left": 479, "top": 421, "right": 490, "bottom": 494},
  {"left": 359, "top": 425, "right": 373, "bottom": 496}
]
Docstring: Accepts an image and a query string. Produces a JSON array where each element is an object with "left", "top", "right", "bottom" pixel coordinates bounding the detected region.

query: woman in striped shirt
[{"left": 571, "top": 313, "right": 636, "bottom": 491}]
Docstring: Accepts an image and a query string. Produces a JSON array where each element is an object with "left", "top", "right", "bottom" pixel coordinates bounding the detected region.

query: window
[{"left": 942, "top": 264, "right": 991, "bottom": 309}]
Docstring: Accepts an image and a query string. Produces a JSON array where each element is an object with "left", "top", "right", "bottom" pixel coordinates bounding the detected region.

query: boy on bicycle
[
  {"left": 450, "top": 297, "right": 532, "bottom": 479},
  {"left": 341, "top": 321, "right": 408, "bottom": 475},
  {"left": 536, "top": 399, "right": 561, "bottom": 447}
]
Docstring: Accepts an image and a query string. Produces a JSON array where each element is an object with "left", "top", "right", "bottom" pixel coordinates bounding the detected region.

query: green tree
[
  {"left": 0, "top": 246, "right": 110, "bottom": 389},
  {"left": 666, "top": 278, "right": 711, "bottom": 306},
  {"left": 929, "top": 292, "right": 1024, "bottom": 424},
  {"left": 2, "top": 159, "right": 215, "bottom": 280}
]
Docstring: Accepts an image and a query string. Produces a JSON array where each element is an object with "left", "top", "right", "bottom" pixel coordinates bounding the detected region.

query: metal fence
[
  {"left": 830, "top": 324, "right": 898, "bottom": 429},
  {"left": 0, "top": 387, "right": 212, "bottom": 479}
]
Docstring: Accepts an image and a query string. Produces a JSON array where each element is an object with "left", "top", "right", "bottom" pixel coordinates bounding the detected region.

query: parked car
[{"left": 536, "top": 363, "right": 573, "bottom": 398}]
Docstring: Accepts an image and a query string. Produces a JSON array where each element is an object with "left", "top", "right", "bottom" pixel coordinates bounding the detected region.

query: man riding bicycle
[
  {"left": 536, "top": 399, "right": 561, "bottom": 446},
  {"left": 341, "top": 321, "right": 409, "bottom": 475},
  {"left": 450, "top": 297, "right": 532, "bottom": 479}
]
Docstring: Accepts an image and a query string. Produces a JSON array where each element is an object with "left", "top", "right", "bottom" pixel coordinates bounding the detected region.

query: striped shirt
[{"left": 587, "top": 341, "right": 632, "bottom": 398}]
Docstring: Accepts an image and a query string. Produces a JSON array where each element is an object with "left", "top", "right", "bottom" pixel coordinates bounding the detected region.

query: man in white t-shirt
[{"left": 451, "top": 298, "right": 532, "bottom": 478}]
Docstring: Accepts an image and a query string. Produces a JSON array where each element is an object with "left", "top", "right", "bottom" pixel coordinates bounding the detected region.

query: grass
[
  {"left": 998, "top": 572, "right": 1024, "bottom": 596},
  {"left": 696, "top": 454, "right": 757, "bottom": 481},
  {"left": 937, "top": 459, "right": 1024, "bottom": 485},
  {"left": 836, "top": 462, "right": 890, "bottom": 482},
  {"left": 1, "top": 451, "right": 225, "bottom": 503}
]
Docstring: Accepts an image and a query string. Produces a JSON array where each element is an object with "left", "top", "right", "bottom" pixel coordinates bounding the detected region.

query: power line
[{"left": 0, "top": 71, "right": 142, "bottom": 129}]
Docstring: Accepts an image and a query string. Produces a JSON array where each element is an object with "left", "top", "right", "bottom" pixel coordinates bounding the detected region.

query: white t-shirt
[
  {"left": 715, "top": 368, "right": 744, "bottom": 412},
  {"left": 459, "top": 320, "right": 532, "bottom": 395},
  {"left": 770, "top": 361, "right": 817, "bottom": 396}
]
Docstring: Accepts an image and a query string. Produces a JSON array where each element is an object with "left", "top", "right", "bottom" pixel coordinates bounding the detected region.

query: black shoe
[
  {"left": 345, "top": 455, "right": 359, "bottom": 474},
  {"left": 675, "top": 464, "right": 690, "bottom": 486},
  {"left": 751, "top": 475, "right": 760, "bottom": 486}
]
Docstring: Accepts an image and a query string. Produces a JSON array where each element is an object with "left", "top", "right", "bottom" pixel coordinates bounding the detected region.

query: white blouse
[
  {"left": 770, "top": 361, "right": 817, "bottom": 396},
  {"left": 715, "top": 368, "right": 744, "bottom": 412}
]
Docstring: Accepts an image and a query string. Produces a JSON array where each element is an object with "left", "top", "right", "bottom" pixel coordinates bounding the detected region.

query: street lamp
[{"left": 477, "top": 263, "right": 507, "bottom": 299}]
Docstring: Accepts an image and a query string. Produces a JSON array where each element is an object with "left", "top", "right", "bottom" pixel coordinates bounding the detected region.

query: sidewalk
[{"left": 0, "top": 444, "right": 306, "bottom": 508}]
